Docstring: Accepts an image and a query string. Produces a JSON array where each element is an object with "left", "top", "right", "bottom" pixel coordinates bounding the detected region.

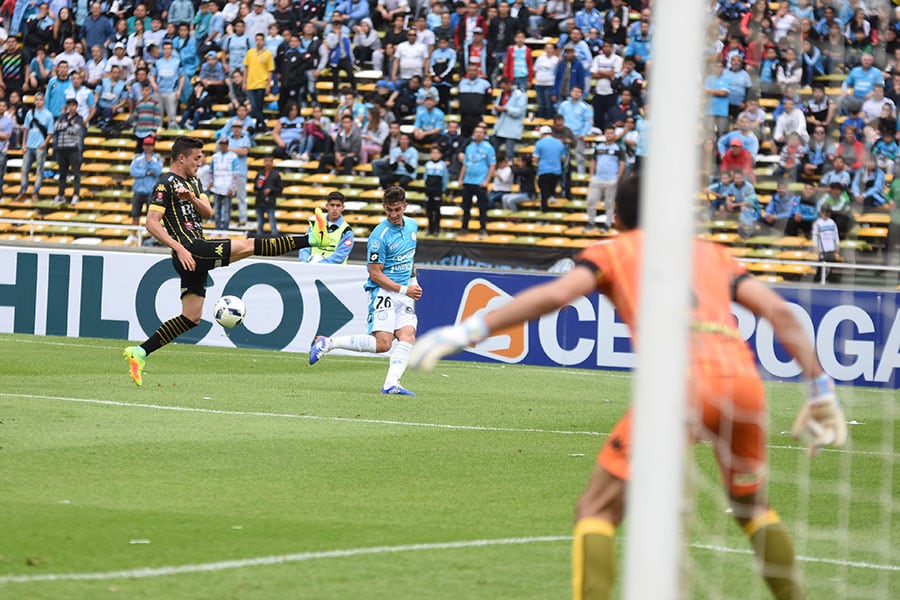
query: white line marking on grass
[
  {"left": 1, "top": 536, "right": 896, "bottom": 585},
  {"left": 0, "top": 393, "right": 606, "bottom": 437},
  {"left": 765, "top": 443, "right": 897, "bottom": 458},
  {"left": 0, "top": 536, "right": 570, "bottom": 584},
  {"left": 0, "top": 337, "right": 628, "bottom": 378},
  {"left": 689, "top": 542, "right": 900, "bottom": 572},
  {"left": 3, "top": 392, "right": 897, "bottom": 458}
]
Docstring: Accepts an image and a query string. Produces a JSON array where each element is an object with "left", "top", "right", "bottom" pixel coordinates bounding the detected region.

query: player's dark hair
[
  {"left": 383, "top": 186, "right": 406, "bottom": 205},
  {"left": 327, "top": 191, "right": 345, "bottom": 204},
  {"left": 615, "top": 174, "right": 640, "bottom": 231},
  {"left": 171, "top": 136, "right": 204, "bottom": 162}
]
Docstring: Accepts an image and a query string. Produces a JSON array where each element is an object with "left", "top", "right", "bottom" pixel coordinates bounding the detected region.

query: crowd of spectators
[
  {"left": 0, "top": 0, "right": 655, "bottom": 235},
  {"left": 705, "top": 0, "right": 900, "bottom": 244},
  {"left": 2, "top": 0, "right": 900, "bottom": 242}
]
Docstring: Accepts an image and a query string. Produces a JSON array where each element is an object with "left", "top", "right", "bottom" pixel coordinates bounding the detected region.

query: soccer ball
[{"left": 213, "top": 295, "right": 246, "bottom": 328}]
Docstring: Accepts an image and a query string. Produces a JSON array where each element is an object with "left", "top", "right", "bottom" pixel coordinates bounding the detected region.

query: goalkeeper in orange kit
[{"left": 410, "top": 175, "right": 847, "bottom": 600}]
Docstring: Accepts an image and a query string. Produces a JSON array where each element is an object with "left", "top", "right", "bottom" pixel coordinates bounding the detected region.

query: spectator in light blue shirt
[
  {"left": 705, "top": 61, "right": 731, "bottom": 137},
  {"left": 556, "top": 85, "right": 593, "bottom": 174},
  {"left": 533, "top": 125, "right": 566, "bottom": 212},
  {"left": 28, "top": 48, "right": 54, "bottom": 91},
  {"left": 625, "top": 20, "right": 652, "bottom": 71},
  {"left": 127, "top": 136, "right": 164, "bottom": 243},
  {"left": 173, "top": 23, "right": 200, "bottom": 79},
  {"left": 338, "top": 0, "right": 369, "bottom": 27},
  {"left": 574, "top": 0, "right": 603, "bottom": 35},
  {"left": 762, "top": 180, "right": 797, "bottom": 231},
  {"left": 151, "top": 42, "right": 184, "bottom": 129},
  {"left": 819, "top": 157, "right": 852, "bottom": 191},
  {"left": 792, "top": 0, "right": 814, "bottom": 22},
  {"left": 223, "top": 20, "right": 252, "bottom": 73},
  {"left": 491, "top": 78, "right": 528, "bottom": 161},
  {"left": 381, "top": 132, "right": 419, "bottom": 189},
  {"left": 17, "top": 93, "right": 54, "bottom": 201},
  {"left": 720, "top": 54, "right": 752, "bottom": 118},
  {"left": 813, "top": 5, "right": 842, "bottom": 38},
  {"left": 851, "top": 157, "right": 887, "bottom": 209},
  {"left": 841, "top": 53, "right": 883, "bottom": 114},
  {"left": 216, "top": 105, "right": 256, "bottom": 139},
  {"left": 413, "top": 93, "right": 446, "bottom": 144},
  {"left": 95, "top": 66, "right": 127, "bottom": 126},
  {"left": 207, "top": 2, "right": 226, "bottom": 45},
  {"left": 45, "top": 62, "right": 73, "bottom": 118},
  {"left": 459, "top": 124, "right": 496, "bottom": 235},
  {"left": 871, "top": 129, "right": 899, "bottom": 173},
  {"left": 168, "top": 0, "right": 196, "bottom": 25},
  {"left": 524, "top": 0, "right": 546, "bottom": 37},
  {"left": 228, "top": 122, "right": 252, "bottom": 226},
  {"left": 716, "top": 116, "right": 760, "bottom": 163}
]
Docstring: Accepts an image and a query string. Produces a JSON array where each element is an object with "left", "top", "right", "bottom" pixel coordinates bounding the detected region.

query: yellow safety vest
[{"left": 309, "top": 219, "right": 351, "bottom": 264}]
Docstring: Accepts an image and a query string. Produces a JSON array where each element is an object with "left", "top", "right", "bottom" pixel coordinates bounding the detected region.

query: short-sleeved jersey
[
  {"left": 148, "top": 172, "right": 207, "bottom": 245},
  {"left": 366, "top": 216, "right": 418, "bottom": 291},
  {"left": 577, "top": 230, "right": 759, "bottom": 381}
]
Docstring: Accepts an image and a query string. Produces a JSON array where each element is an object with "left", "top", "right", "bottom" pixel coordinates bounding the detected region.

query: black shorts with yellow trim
[{"left": 171, "top": 238, "right": 232, "bottom": 298}]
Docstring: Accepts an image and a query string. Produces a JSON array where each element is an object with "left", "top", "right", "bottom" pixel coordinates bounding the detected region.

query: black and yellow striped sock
[
  {"left": 141, "top": 315, "right": 197, "bottom": 355},
  {"left": 744, "top": 510, "right": 803, "bottom": 600},
  {"left": 253, "top": 236, "right": 311, "bottom": 257},
  {"left": 573, "top": 518, "right": 616, "bottom": 600}
]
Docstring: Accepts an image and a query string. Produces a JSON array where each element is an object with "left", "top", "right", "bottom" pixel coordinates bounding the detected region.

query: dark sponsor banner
[{"left": 351, "top": 239, "right": 576, "bottom": 271}]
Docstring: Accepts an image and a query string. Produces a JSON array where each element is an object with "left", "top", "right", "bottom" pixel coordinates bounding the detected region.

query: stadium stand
[{"left": 0, "top": 0, "right": 897, "bottom": 282}]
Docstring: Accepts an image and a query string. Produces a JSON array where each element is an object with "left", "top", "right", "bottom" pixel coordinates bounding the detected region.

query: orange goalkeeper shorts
[{"left": 597, "top": 376, "right": 767, "bottom": 497}]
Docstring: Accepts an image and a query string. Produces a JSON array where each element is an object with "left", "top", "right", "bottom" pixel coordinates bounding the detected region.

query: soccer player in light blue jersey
[{"left": 309, "top": 186, "right": 424, "bottom": 395}]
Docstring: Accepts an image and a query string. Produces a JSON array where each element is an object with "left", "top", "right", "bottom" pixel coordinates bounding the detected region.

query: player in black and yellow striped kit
[{"left": 124, "top": 136, "right": 327, "bottom": 386}]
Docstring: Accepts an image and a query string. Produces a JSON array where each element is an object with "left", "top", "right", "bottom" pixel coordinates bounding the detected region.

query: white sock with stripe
[
  {"left": 383, "top": 341, "right": 412, "bottom": 389},
  {"left": 329, "top": 335, "right": 377, "bottom": 353}
]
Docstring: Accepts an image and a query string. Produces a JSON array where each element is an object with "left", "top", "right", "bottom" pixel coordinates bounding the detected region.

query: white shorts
[{"left": 367, "top": 287, "right": 417, "bottom": 334}]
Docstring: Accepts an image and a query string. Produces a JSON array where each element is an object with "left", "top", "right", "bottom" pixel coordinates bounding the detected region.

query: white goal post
[{"left": 623, "top": 0, "right": 709, "bottom": 597}]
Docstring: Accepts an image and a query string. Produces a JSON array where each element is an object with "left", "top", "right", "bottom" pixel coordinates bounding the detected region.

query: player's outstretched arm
[
  {"left": 410, "top": 265, "right": 597, "bottom": 371},
  {"left": 734, "top": 275, "right": 847, "bottom": 456}
]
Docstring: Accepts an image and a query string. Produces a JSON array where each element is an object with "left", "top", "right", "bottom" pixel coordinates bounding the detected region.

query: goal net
[{"left": 628, "top": 0, "right": 900, "bottom": 598}]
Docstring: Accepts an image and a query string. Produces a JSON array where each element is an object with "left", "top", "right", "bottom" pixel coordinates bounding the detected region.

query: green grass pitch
[{"left": 1, "top": 333, "right": 898, "bottom": 599}]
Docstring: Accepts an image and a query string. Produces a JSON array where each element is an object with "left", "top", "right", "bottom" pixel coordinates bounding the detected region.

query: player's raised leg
[
  {"left": 230, "top": 207, "right": 327, "bottom": 261},
  {"left": 309, "top": 333, "right": 377, "bottom": 365}
]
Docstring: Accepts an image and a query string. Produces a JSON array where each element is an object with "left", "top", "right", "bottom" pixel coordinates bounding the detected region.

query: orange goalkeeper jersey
[{"left": 577, "top": 230, "right": 760, "bottom": 381}]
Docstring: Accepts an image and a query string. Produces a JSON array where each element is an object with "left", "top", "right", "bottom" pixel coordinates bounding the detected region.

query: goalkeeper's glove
[
  {"left": 308, "top": 207, "right": 328, "bottom": 247},
  {"left": 410, "top": 315, "right": 489, "bottom": 371},
  {"left": 791, "top": 374, "right": 848, "bottom": 457}
]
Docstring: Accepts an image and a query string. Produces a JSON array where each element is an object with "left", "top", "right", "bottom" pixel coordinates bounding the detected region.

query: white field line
[
  {"left": 0, "top": 393, "right": 606, "bottom": 437},
  {"left": 0, "top": 537, "right": 896, "bottom": 585},
  {"left": 690, "top": 542, "right": 900, "bottom": 572},
  {"left": 0, "top": 537, "right": 569, "bottom": 584},
  {"left": 2, "top": 392, "right": 897, "bottom": 458},
  {"left": 0, "top": 336, "right": 630, "bottom": 378}
]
